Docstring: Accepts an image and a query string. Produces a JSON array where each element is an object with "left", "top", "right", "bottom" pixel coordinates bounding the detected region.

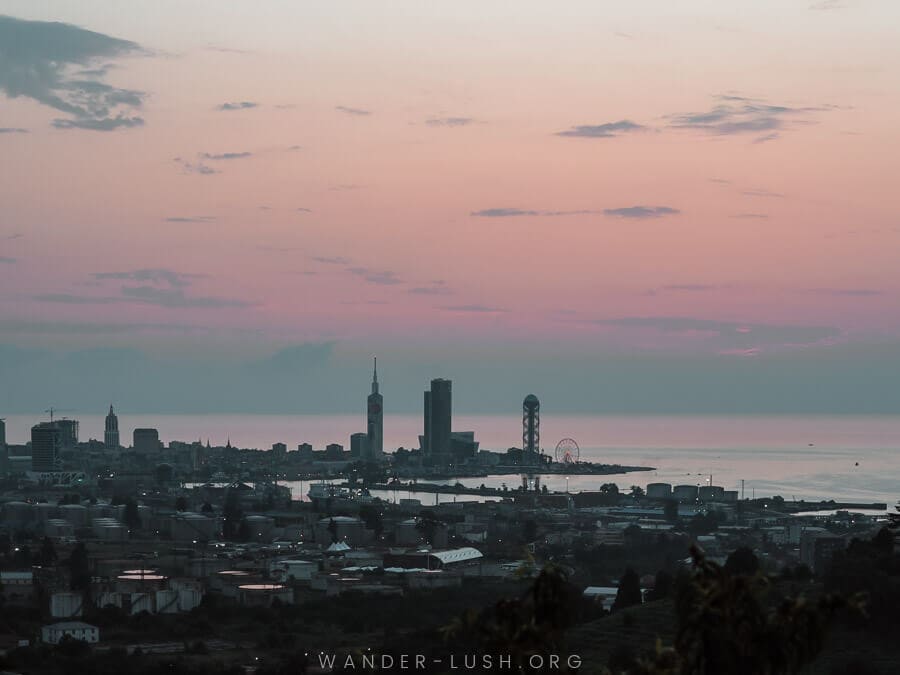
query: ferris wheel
[{"left": 554, "top": 438, "right": 580, "bottom": 465}]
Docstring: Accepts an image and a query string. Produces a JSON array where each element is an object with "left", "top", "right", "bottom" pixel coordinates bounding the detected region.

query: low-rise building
[{"left": 41, "top": 621, "right": 100, "bottom": 645}]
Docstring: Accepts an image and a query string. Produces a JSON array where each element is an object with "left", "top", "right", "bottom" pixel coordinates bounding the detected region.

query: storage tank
[
  {"left": 178, "top": 587, "right": 204, "bottom": 611},
  {"left": 129, "top": 592, "right": 154, "bottom": 615},
  {"left": 116, "top": 573, "right": 167, "bottom": 592},
  {"left": 277, "top": 559, "right": 317, "bottom": 582},
  {"left": 673, "top": 485, "right": 699, "bottom": 502},
  {"left": 237, "top": 583, "right": 293, "bottom": 607},
  {"left": 120, "top": 568, "right": 161, "bottom": 579},
  {"left": 96, "top": 591, "right": 123, "bottom": 609},
  {"left": 93, "top": 517, "right": 127, "bottom": 540},
  {"left": 646, "top": 483, "right": 673, "bottom": 499},
  {"left": 243, "top": 515, "right": 275, "bottom": 542},
  {"left": 155, "top": 589, "right": 180, "bottom": 614},
  {"left": 3, "top": 501, "right": 34, "bottom": 528},
  {"left": 50, "top": 592, "right": 83, "bottom": 618},
  {"left": 723, "top": 490, "right": 738, "bottom": 503},
  {"left": 89, "top": 503, "right": 115, "bottom": 519},
  {"left": 212, "top": 570, "right": 255, "bottom": 597},
  {"left": 171, "top": 512, "right": 219, "bottom": 542},
  {"left": 315, "top": 516, "right": 365, "bottom": 545},
  {"left": 395, "top": 518, "right": 422, "bottom": 545},
  {"left": 186, "top": 556, "right": 230, "bottom": 577},
  {"left": 36, "top": 503, "right": 58, "bottom": 522},
  {"left": 96, "top": 523, "right": 128, "bottom": 541},
  {"left": 44, "top": 519, "right": 74, "bottom": 538},
  {"left": 59, "top": 504, "right": 88, "bottom": 527},
  {"left": 699, "top": 486, "right": 725, "bottom": 502}
]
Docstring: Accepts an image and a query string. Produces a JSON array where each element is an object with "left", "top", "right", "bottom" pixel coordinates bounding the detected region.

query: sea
[{"left": 3, "top": 414, "right": 899, "bottom": 508}]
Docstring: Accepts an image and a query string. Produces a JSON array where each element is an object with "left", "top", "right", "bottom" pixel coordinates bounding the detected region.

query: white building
[{"left": 41, "top": 621, "right": 99, "bottom": 644}]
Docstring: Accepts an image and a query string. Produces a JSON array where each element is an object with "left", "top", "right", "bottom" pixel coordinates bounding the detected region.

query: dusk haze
[
  {"left": 1, "top": 3, "right": 899, "bottom": 674},
  {"left": 2, "top": 2, "right": 899, "bottom": 415}
]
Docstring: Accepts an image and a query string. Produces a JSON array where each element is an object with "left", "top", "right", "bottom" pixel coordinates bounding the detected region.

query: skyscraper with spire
[
  {"left": 104, "top": 405, "right": 119, "bottom": 449},
  {"left": 366, "top": 357, "right": 383, "bottom": 461}
]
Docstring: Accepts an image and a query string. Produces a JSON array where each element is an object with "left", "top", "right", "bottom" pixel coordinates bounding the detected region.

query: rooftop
[{"left": 43, "top": 621, "right": 98, "bottom": 630}]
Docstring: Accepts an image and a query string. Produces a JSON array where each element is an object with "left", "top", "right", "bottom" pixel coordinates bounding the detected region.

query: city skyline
[{"left": 2, "top": 3, "right": 900, "bottom": 414}]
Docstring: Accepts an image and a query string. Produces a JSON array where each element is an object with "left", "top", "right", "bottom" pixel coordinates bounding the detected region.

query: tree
[
  {"left": 631, "top": 485, "right": 646, "bottom": 499},
  {"left": 416, "top": 513, "right": 443, "bottom": 546},
  {"left": 223, "top": 488, "right": 243, "bottom": 540},
  {"left": 624, "top": 524, "right": 642, "bottom": 538},
  {"left": 327, "top": 518, "right": 338, "bottom": 544},
  {"left": 39, "top": 537, "right": 57, "bottom": 566},
  {"left": 122, "top": 498, "right": 141, "bottom": 531},
  {"left": 663, "top": 499, "right": 680, "bottom": 523},
  {"left": 359, "top": 505, "right": 384, "bottom": 538},
  {"left": 645, "top": 569, "right": 674, "bottom": 602},
  {"left": 237, "top": 519, "right": 252, "bottom": 543},
  {"left": 175, "top": 496, "right": 188, "bottom": 512},
  {"left": 725, "top": 546, "right": 760, "bottom": 577},
  {"left": 13, "top": 545, "right": 32, "bottom": 568},
  {"left": 631, "top": 546, "right": 857, "bottom": 675},
  {"left": 824, "top": 527, "right": 899, "bottom": 627},
  {"left": 522, "top": 519, "right": 538, "bottom": 543},
  {"left": 443, "top": 549, "right": 856, "bottom": 675},
  {"left": 612, "top": 567, "right": 643, "bottom": 612},
  {"left": 443, "top": 564, "right": 578, "bottom": 669},
  {"left": 67, "top": 543, "right": 91, "bottom": 591},
  {"left": 599, "top": 483, "right": 620, "bottom": 505},
  {"left": 688, "top": 511, "right": 719, "bottom": 537},
  {"left": 155, "top": 463, "right": 174, "bottom": 485},
  {"left": 201, "top": 501, "right": 214, "bottom": 514}
]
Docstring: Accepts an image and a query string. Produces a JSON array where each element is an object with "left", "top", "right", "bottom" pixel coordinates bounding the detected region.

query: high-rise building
[
  {"left": 271, "top": 442, "right": 287, "bottom": 464},
  {"left": 104, "top": 405, "right": 120, "bottom": 449},
  {"left": 0, "top": 418, "right": 7, "bottom": 477},
  {"left": 31, "top": 422, "right": 62, "bottom": 472},
  {"left": 133, "top": 428, "right": 160, "bottom": 453},
  {"left": 56, "top": 419, "right": 79, "bottom": 448},
  {"left": 297, "top": 443, "right": 313, "bottom": 462},
  {"left": 424, "top": 378, "right": 452, "bottom": 465},
  {"left": 324, "top": 443, "right": 344, "bottom": 461},
  {"left": 366, "top": 357, "right": 383, "bottom": 461},
  {"left": 422, "top": 390, "right": 432, "bottom": 452},
  {"left": 350, "top": 432, "right": 368, "bottom": 458}
]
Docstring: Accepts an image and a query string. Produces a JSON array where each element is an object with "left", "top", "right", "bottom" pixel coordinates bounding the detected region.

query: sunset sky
[{"left": 1, "top": 1, "right": 899, "bottom": 414}]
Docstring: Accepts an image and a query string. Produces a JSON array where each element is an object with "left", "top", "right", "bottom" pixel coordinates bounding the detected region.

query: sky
[{"left": 1, "top": 1, "right": 899, "bottom": 415}]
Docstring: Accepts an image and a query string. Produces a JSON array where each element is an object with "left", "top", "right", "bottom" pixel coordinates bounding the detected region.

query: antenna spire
[{"left": 371, "top": 357, "right": 379, "bottom": 394}]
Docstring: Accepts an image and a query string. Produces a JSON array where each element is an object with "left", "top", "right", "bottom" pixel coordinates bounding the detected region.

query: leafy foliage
[
  {"left": 633, "top": 546, "right": 858, "bottom": 675},
  {"left": 443, "top": 565, "right": 580, "bottom": 671}
]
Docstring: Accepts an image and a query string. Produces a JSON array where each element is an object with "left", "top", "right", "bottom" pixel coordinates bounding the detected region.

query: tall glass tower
[{"left": 426, "top": 378, "right": 452, "bottom": 465}]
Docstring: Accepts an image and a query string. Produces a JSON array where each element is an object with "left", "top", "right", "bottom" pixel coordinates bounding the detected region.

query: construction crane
[{"left": 44, "top": 408, "right": 75, "bottom": 422}]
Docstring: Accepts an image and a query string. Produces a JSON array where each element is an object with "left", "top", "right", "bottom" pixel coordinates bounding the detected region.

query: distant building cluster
[
  {"left": 418, "top": 378, "right": 480, "bottom": 468},
  {"left": 1, "top": 361, "right": 580, "bottom": 489}
]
